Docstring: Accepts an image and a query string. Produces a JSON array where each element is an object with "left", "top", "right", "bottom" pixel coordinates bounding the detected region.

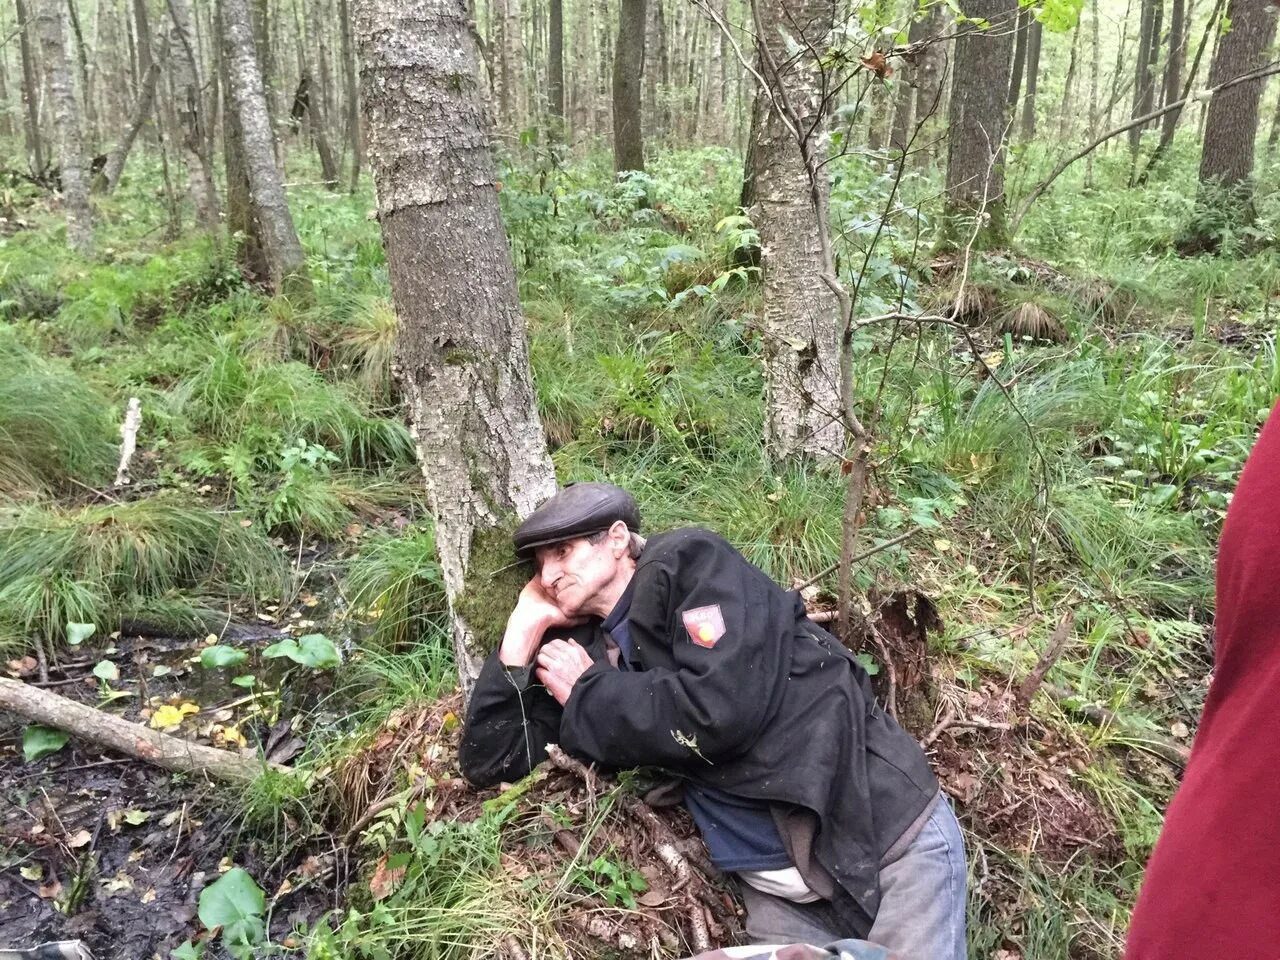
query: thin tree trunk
[
  {"left": 167, "top": 0, "right": 221, "bottom": 230},
  {"left": 66, "top": 0, "right": 93, "bottom": 143},
  {"left": 353, "top": 0, "right": 557, "bottom": 703},
  {"left": 750, "top": 0, "right": 842, "bottom": 464},
  {"left": 1087, "top": 0, "right": 1099, "bottom": 185},
  {"left": 36, "top": 0, "right": 93, "bottom": 253},
  {"left": 1007, "top": 6, "right": 1028, "bottom": 110},
  {"left": 548, "top": 0, "right": 564, "bottom": 136},
  {"left": 1130, "top": 0, "right": 1154, "bottom": 153},
  {"left": 1269, "top": 79, "right": 1280, "bottom": 150},
  {"left": 15, "top": 0, "right": 46, "bottom": 174},
  {"left": 0, "top": 26, "right": 12, "bottom": 140},
  {"left": 612, "top": 0, "right": 646, "bottom": 172},
  {"left": 338, "top": 0, "right": 360, "bottom": 190},
  {"left": 1058, "top": 20, "right": 1080, "bottom": 139},
  {"left": 1160, "top": 0, "right": 1187, "bottom": 141},
  {"left": 1020, "top": 17, "right": 1041, "bottom": 140},
  {"left": 912, "top": 2, "right": 949, "bottom": 167},
  {"left": 943, "top": 0, "right": 1016, "bottom": 248},
  {"left": 221, "top": 0, "right": 311, "bottom": 294},
  {"left": 98, "top": 61, "right": 158, "bottom": 190}
]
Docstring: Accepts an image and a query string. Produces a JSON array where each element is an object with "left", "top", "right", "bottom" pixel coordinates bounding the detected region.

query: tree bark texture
[
  {"left": 0, "top": 678, "right": 277, "bottom": 784},
  {"left": 36, "top": 0, "right": 93, "bottom": 254},
  {"left": 353, "top": 0, "right": 558, "bottom": 700},
  {"left": 943, "top": 0, "right": 1016, "bottom": 247},
  {"left": 339, "top": 0, "right": 362, "bottom": 189},
  {"left": 1161, "top": 0, "right": 1187, "bottom": 142},
  {"left": 548, "top": 0, "right": 564, "bottom": 133},
  {"left": 15, "top": 0, "right": 46, "bottom": 174},
  {"left": 1197, "top": 0, "right": 1279, "bottom": 192},
  {"left": 751, "top": 0, "right": 842, "bottom": 464},
  {"left": 912, "top": 2, "right": 950, "bottom": 167},
  {"left": 168, "top": 0, "right": 222, "bottom": 230},
  {"left": 99, "top": 62, "right": 159, "bottom": 191},
  {"left": 1007, "top": 6, "right": 1028, "bottom": 110},
  {"left": 1020, "top": 17, "right": 1041, "bottom": 140},
  {"left": 612, "top": 0, "right": 646, "bottom": 172},
  {"left": 221, "top": 0, "right": 311, "bottom": 295}
]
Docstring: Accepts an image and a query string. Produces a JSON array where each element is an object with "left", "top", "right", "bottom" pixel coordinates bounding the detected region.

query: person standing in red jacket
[{"left": 1125, "top": 403, "right": 1280, "bottom": 959}]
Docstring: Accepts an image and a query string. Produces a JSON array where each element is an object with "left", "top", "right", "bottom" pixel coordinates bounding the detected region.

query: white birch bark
[
  {"left": 751, "top": 0, "right": 842, "bottom": 465},
  {"left": 354, "top": 0, "right": 557, "bottom": 699},
  {"left": 36, "top": 0, "right": 93, "bottom": 254},
  {"left": 220, "top": 0, "right": 311, "bottom": 295}
]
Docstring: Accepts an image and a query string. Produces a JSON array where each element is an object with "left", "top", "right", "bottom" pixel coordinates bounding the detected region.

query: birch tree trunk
[
  {"left": 99, "top": 61, "right": 159, "bottom": 191},
  {"left": 168, "top": 0, "right": 222, "bottom": 231},
  {"left": 338, "top": 0, "right": 361, "bottom": 189},
  {"left": 751, "top": 0, "right": 842, "bottom": 465},
  {"left": 221, "top": 0, "right": 311, "bottom": 295},
  {"left": 548, "top": 0, "right": 564, "bottom": 136},
  {"left": 15, "top": 0, "right": 46, "bottom": 175},
  {"left": 354, "top": 0, "right": 558, "bottom": 701},
  {"left": 36, "top": 0, "right": 93, "bottom": 254},
  {"left": 942, "top": 0, "right": 1016, "bottom": 248},
  {"left": 612, "top": 0, "right": 646, "bottom": 172}
]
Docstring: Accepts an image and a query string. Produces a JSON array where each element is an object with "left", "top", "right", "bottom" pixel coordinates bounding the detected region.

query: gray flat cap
[{"left": 513, "top": 482, "right": 641, "bottom": 559}]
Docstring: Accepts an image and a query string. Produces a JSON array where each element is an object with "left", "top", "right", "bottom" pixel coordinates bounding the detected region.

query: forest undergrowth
[{"left": 1, "top": 135, "right": 1278, "bottom": 959}]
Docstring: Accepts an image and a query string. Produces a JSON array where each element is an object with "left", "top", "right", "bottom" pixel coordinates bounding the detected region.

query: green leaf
[
  {"left": 93, "top": 660, "right": 120, "bottom": 682},
  {"left": 23, "top": 725, "right": 69, "bottom": 762},
  {"left": 262, "top": 633, "right": 340, "bottom": 670},
  {"left": 171, "top": 942, "right": 203, "bottom": 960},
  {"left": 198, "top": 867, "right": 266, "bottom": 952},
  {"left": 231, "top": 674, "right": 256, "bottom": 688},
  {"left": 66, "top": 622, "right": 96, "bottom": 646},
  {"left": 200, "top": 646, "right": 248, "bottom": 670}
]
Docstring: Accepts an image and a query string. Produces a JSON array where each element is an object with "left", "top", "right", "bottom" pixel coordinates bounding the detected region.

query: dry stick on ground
[
  {"left": 1016, "top": 609, "right": 1077, "bottom": 708},
  {"left": 113, "top": 397, "right": 142, "bottom": 487},
  {"left": 1010, "top": 59, "right": 1280, "bottom": 235},
  {"left": 0, "top": 677, "right": 283, "bottom": 783}
]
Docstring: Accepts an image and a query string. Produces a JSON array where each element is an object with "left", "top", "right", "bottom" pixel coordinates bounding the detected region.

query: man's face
[{"left": 534, "top": 533, "right": 624, "bottom": 619}]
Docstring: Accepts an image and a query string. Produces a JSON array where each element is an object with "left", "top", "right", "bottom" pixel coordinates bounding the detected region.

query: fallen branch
[
  {"left": 113, "top": 397, "right": 142, "bottom": 487},
  {"left": 0, "top": 677, "right": 281, "bottom": 783},
  {"left": 1016, "top": 610, "right": 1076, "bottom": 709}
]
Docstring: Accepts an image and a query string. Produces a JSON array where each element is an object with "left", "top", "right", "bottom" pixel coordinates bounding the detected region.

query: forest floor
[{"left": 0, "top": 140, "right": 1277, "bottom": 960}]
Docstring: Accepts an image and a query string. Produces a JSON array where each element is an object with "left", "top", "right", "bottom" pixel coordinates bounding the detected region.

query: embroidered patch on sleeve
[{"left": 682, "top": 604, "right": 726, "bottom": 648}]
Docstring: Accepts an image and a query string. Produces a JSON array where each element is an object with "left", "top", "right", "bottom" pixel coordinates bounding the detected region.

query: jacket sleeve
[
  {"left": 558, "top": 531, "right": 795, "bottom": 773},
  {"left": 458, "top": 652, "right": 564, "bottom": 787}
]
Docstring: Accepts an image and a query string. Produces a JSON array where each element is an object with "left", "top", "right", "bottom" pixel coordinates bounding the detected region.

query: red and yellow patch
[{"left": 682, "top": 604, "right": 726, "bottom": 649}]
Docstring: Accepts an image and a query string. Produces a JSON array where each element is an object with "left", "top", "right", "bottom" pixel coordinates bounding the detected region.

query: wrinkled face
[{"left": 535, "top": 527, "right": 630, "bottom": 619}]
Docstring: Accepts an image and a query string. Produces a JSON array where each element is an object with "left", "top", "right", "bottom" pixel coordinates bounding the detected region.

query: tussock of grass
[
  {"left": 0, "top": 339, "right": 116, "bottom": 499},
  {"left": 335, "top": 295, "right": 399, "bottom": 400},
  {"left": 0, "top": 495, "right": 286, "bottom": 644},
  {"left": 342, "top": 524, "right": 448, "bottom": 649}
]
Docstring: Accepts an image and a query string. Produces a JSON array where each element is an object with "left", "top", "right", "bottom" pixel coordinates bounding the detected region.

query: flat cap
[{"left": 513, "top": 482, "right": 641, "bottom": 559}]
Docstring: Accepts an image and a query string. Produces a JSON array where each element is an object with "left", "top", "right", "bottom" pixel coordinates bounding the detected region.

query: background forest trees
[{"left": 0, "top": 0, "right": 1278, "bottom": 957}]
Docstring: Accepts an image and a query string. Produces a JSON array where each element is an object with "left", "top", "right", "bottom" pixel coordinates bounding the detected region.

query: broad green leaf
[
  {"left": 200, "top": 646, "right": 248, "bottom": 669},
  {"left": 231, "top": 674, "right": 256, "bottom": 688},
  {"left": 23, "top": 725, "right": 69, "bottom": 762},
  {"left": 263, "top": 633, "right": 340, "bottom": 670},
  {"left": 198, "top": 867, "right": 265, "bottom": 952},
  {"left": 66, "top": 622, "right": 96, "bottom": 646},
  {"left": 93, "top": 660, "right": 120, "bottom": 682},
  {"left": 171, "top": 942, "right": 203, "bottom": 960}
]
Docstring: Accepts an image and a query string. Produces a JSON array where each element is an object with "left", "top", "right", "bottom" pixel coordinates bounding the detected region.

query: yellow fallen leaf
[
  {"left": 20, "top": 864, "right": 41, "bottom": 881},
  {"left": 933, "top": 539, "right": 953, "bottom": 553},
  {"left": 140, "top": 887, "right": 156, "bottom": 904},
  {"left": 150, "top": 702, "right": 200, "bottom": 729},
  {"left": 66, "top": 829, "right": 92, "bottom": 849}
]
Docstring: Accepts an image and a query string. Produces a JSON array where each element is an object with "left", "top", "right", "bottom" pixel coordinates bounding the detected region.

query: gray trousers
[{"left": 737, "top": 798, "right": 967, "bottom": 960}]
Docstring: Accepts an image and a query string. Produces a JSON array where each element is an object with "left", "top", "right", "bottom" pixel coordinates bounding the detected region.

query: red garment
[{"left": 1125, "top": 402, "right": 1280, "bottom": 960}]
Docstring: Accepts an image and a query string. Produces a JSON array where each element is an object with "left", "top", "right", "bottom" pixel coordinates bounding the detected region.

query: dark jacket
[{"left": 459, "top": 528, "right": 938, "bottom": 932}]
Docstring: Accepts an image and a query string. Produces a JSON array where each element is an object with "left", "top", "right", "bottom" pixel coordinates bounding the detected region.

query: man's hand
[
  {"left": 535, "top": 638, "right": 594, "bottom": 705},
  {"left": 498, "top": 577, "right": 583, "bottom": 667}
]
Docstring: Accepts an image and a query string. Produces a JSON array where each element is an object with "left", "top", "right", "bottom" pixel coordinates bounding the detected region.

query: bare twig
[{"left": 1016, "top": 610, "right": 1077, "bottom": 708}]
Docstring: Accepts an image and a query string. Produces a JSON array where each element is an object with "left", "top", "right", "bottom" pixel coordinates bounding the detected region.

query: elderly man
[{"left": 460, "top": 483, "right": 966, "bottom": 959}]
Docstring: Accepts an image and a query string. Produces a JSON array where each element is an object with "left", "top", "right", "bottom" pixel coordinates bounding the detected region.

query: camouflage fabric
[
  {"left": 0, "top": 942, "right": 95, "bottom": 960},
  {"left": 685, "top": 940, "right": 897, "bottom": 960}
]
